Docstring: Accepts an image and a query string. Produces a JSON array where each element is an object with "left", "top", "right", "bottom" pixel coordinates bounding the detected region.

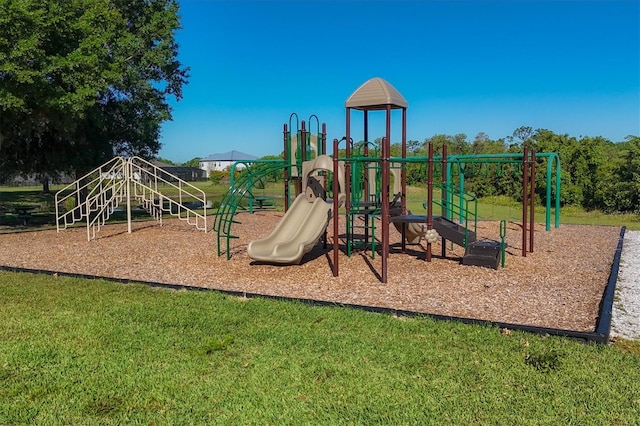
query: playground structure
[
  {"left": 212, "top": 114, "right": 333, "bottom": 259},
  {"left": 247, "top": 155, "right": 346, "bottom": 264},
  {"left": 214, "top": 77, "right": 561, "bottom": 283},
  {"left": 55, "top": 156, "right": 207, "bottom": 240}
]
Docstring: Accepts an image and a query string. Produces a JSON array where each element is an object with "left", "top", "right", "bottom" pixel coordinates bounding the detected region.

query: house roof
[
  {"left": 201, "top": 150, "right": 258, "bottom": 162},
  {"left": 345, "top": 77, "right": 408, "bottom": 111}
]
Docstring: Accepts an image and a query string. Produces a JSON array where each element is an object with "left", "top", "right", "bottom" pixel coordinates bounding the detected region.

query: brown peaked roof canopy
[{"left": 344, "top": 77, "right": 408, "bottom": 111}]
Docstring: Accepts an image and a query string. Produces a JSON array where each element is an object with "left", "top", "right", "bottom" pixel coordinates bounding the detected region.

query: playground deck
[{"left": 0, "top": 214, "right": 620, "bottom": 333}]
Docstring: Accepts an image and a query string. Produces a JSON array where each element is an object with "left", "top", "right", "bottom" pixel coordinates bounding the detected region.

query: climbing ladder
[
  {"left": 55, "top": 156, "right": 207, "bottom": 241},
  {"left": 347, "top": 160, "right": 381, "bottom": 256}
]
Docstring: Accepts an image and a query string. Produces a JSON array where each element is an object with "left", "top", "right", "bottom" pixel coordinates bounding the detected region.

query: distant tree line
[
  {"left": 245, "top": 127, "right": 639, "bottom": 214},
  {"left": 385, "top": 127, "right": 639, "bottom": 213}
]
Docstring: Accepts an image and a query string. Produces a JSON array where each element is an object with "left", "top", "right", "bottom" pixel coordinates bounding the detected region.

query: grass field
[
  {"left": 1, "top": 271, "right": 639, "bottom": 424},
  {"left": 1, "top": 183, "right": 640, "bottom": 423}
]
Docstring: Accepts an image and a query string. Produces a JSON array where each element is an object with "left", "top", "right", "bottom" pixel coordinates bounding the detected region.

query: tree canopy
[
  {"left": 381, "top": 129, "right": 639, "bottom": 214},
  {"left": 0, "top": 0, "right": 188, "bottom": 186}
]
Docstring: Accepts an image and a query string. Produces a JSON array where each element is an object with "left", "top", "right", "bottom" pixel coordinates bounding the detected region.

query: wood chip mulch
[{"left": 0, "top": 213, "right": 621, "bottom": 332}]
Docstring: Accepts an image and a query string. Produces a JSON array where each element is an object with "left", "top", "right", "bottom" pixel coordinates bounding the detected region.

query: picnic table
[
  {"left": 253, "top": 197, "right": 274, "bottom": 209},
  {"left": 13, "top": 205, "right": 37, "bottom": 225}
]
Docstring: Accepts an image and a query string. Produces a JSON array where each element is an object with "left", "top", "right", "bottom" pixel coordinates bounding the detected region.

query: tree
[
  {"left": 608, "top": 136, "right": 640, "bottom": 212},
  {"left": 509, "top": 126, "right": 535, "bottom": 148},
  {"left": 423, "top": 134, "right": 469, "bottom": 155},
  {"left": 0, "top": 0, "right": 188, "bottom": 191},
  {"left": 156, "top": 157, "right": 176, "bottom": 165},
  {"left": 182, "top": 157, "right": 201, "bottom": 168}
]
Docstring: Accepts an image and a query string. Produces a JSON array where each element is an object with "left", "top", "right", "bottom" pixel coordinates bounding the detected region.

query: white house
[{"left": 199, "top": 150, "right": 258, "bottom": 174}]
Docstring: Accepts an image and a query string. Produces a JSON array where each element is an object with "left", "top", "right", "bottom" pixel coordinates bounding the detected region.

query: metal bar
[
  {"left": 426, "top": 142, "right": 433, "bottom": 262},
  {"left": 333, "top": 137, "right": 339, "bottom": 277},
  {"left": 441, "top": 144, "right": 448, "bottom": 258},
  {"left": 522, "top": 147, "right": 529, "bottom": 257},
  {"left": 530, "top": 149, "right": 536, "bottom": 252}
]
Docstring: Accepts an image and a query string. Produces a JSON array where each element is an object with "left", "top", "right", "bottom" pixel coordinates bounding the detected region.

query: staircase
[
  {"left": 462, "top": 240, "right": 503, "bottom": 269},
  {"left": 55, "top": 156, "right": 207, "bottom": 240},
  {"left": 432, "top": 216, "right": 477, "bottom": 248},
  {"left": 428, "top": 182, "right": 501, "bottom": 269},
  {"left": 128, "top": 156, "right": 207, "bottom": 231},
  {"left": 431, "top": 215, "right": 502, "bottom": 269}
]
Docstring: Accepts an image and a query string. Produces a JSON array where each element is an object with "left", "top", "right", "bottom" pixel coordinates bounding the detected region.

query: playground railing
[
  {"left": 214, "top": 160, "right": 287, "bottom": 259},
  {"left": 129, "top": 156, "right": 208, "bottom": 232},
  {"left": 56, "top": 156, "right": 208, "bottom": 240},
  {"left": 55, "top": 157, "right": 128, "bottom": 234},
  {"left": 431, "top": 182, "right": 478, "bottom": 247}
]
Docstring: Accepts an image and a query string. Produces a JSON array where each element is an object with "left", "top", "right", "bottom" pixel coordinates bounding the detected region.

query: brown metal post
[
  {"left": 522, "top": 146, "right": 529, "bottom": 257},
  {"left": 381, "top": 105, "right": 392, "bottom": 283},
  {"left": 283, "top": 123, "right": 290, "bottom": 212},
  {"left": 364, "top": 111, "right": 368, "bottom": 143},
  {"left": 401, "top": 108, "right": 407, "bottom": 214},
  {"left": 529, "top": 149, "right": 536, "bottom": 253},
  {"left": 364, "top": 110, "right": 369, "bottom": 202},
  {"left": 381, "top": 135, "right": 389, "bottom": 283},
  {"left": 300, "top": 120, "right": 307, "bottom": 165},
  {"left": 321, "top": 123, "right": 326, "bottom": 157},
  {"left": 333, "top": 138, "right": 339, "bottom": 277},
  {"left": 441, "top": 144, "right": 448, "bottom": 258},
  {"left": 426, "top": 142, "right": 434, "bottom": 262}
]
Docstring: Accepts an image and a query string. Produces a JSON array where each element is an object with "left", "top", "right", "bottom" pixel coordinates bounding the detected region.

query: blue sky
[{"left": 159, "top": 0, "right": 640, "bottom": 163}]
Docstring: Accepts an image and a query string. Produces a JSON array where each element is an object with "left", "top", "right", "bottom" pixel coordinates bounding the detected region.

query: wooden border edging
[{"left": 594, "top": 225, "right": 626, "bottom": 343}]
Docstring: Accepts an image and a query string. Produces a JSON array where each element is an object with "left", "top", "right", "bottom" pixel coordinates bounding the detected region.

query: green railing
[
  {"left": 213, "top": 160, "right": 287, "bottom": 259},
  {"left": 431, "top": 182, "right": 478, "bottom": 249}
]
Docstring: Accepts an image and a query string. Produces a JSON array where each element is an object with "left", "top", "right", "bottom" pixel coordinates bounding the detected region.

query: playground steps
[
  {"left": 432, "top": 216, "right": 476, "bottom": 248},
  {"left": 462, "top": 240, "right": 503, "bottom": 270}
]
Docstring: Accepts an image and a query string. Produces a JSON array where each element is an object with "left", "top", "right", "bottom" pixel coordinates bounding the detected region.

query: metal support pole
[
  {"left": 381, "top": 105, "right": 392, "bottom": 283},
  {"left": 345, "top": 109, "right": 351, "bottom": 229},
  {"left": 126, "top": 158, "right": 132, "bottom": 234},
  {"left": 555, "top": 156, "right": 561, "bottom": 228},
  {"left": 283, "top": 123, "right": 290, "bottom": 212},
  {"left": 333, "top": 138, "right": 339, "bottom": 277},
  {"left": 529, "top": 149, "right": 536, "bottom": 253},
  {"left": 381, "top": 135, "right": 389, "bottom": 283},
  {"left": 426, "top": 142, "right": 434, "bottom": 262},
  {"left": 522, "top": 147, "right": 529, "bottom": 257},
  {"left": 300, "top": 120, "right": 307, "bottom": 165},
  {"left": 441, "top": 144, "right": 448, "bottom": 258},
  {"left": 401, "top": 108, "right": 407, "bottom": 214}
]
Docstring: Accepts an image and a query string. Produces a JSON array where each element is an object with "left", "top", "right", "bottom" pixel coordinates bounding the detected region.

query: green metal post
[
  {"left": 555, "top": 155, "right": 561, "bottom": 228},
  {"left": 500, "top": 219, "right": 507, "bottom": 268},
  {"left": 459, "top": 170, "right": 465, "bottom": 224}
]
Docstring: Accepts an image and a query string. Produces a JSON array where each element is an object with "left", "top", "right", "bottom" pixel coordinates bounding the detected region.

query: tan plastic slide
[{"left": 247, "top": 193, "right": 332, "bottom": 264}]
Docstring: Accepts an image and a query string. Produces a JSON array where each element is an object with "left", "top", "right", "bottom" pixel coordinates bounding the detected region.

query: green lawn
[
  {"left": 1, "top": 184, "right": 639, "bottom": 423},
  {"left": 1, "top": 271, "right": 639, "bottom": 425}
]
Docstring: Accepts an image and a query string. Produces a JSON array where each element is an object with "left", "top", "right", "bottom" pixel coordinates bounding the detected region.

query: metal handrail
[{"left": 55, "top": 156, "right": 208, "bottom": 239}]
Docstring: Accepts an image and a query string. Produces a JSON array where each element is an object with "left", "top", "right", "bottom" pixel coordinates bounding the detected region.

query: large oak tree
[{"left": 0, "top": 0, "right": 188, "bottom": 190}]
